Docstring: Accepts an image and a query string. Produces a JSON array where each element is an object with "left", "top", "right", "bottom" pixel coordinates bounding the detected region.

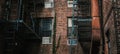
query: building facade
[{"left": 0, "top": 0, "right": 108, "bottom": 54}]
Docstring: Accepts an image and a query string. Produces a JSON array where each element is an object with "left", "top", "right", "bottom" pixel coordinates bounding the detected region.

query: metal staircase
[
  {"left": 114, "top": 0, "right": 120, "bottom": 54},
  {"left": 1, "top": 0, "right": 15, "bottom": 54},
  {"left": 77, "top": 17, "right": 92, "bottom": 41},
  {"left": 72, "top": 0, "right": 92, "bottom": 41},
  {"left": 1, "top": 0, "right": 41, "bottom": 54},
  {"left": 69, "top": 0, "right": 92, "bottom": 54}
]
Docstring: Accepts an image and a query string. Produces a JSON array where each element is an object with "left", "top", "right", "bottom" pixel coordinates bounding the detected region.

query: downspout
[{"left": 91, "top": 0, "right": 101, "bottom": 53}]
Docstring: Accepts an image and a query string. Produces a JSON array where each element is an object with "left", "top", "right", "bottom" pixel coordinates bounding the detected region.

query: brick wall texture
[
  {"left": 103, "top": 0, "right": 117, "bottom": 54},
  {"left": 0, "top": 0, "right": 115, "bottom": 54}
]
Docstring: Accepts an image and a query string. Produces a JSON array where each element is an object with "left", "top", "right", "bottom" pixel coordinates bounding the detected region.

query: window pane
[
  {"left": 40, "top": 18, "right": 52, "bottom": 37},
  {"left": 68, "top": 18, "right": 72, "bottom": 27},
  {"left": 67, "top": 18, "right": 77, "bottom": 38},
  {"left": 68, "top": 27, "right": 72, "bottom": 37}
]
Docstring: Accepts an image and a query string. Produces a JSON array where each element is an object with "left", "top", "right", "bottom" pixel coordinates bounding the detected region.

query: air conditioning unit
[
  {"left": 42, "top": 37, "right": 52, "bottom": 44},
  {"left": 44, "top": 2, "right": 53, "bottom": 8},
  {"left": 67, "top": 39, "right": 77, "bottom": 45},
  {"left": 67, "top": 1, "right": 77, "bottom": 7},
  {"left": 67, "top": 1, "right": 73, "bottom": 7}
]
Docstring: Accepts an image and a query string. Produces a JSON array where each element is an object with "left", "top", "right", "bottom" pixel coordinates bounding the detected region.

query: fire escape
[
  {"left": 70, "top": 0, "right": 92, "bottom": 54},
  {"left": 0, "top": 0, "right": 43, "bottom": 54},
  {"left": 113, "top": 0, "right": 120, "bottom": 54}
]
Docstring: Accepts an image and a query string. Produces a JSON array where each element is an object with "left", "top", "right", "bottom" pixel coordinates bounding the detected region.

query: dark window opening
[{"left": 34, "top": 18, "right": 53, "bottom": 37}]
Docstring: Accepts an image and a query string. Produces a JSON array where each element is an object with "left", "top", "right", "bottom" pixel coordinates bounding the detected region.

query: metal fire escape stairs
[
  {"left": 69, "top": 0, "right": 92, "bottom": 54},
  {"left": 77, "top": 0, "right": 92, "bottom": 42},
  {"left": 71, "top": 0, "right": 92, "bottom": 43},
  {"left": 1, "top": 0, "right": 16, "bottom": 54},
  {"left": 113, "top": 0, "right": 120, "bottom": 54},
  {"left": 1, "top": 0, "right": 41, "bottom": 54},
  {"left": 70, "top": 0, "right": 91, "bottom": 45}
]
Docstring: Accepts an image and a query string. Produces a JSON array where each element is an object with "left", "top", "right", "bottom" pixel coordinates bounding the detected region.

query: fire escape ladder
[
  {"left": 114, "top": 0, "right": 120, "bottom": 54},
  {"left": 71, "top": 0, "right": 78, "bottom": 39},
  {"left": 77, "top": 0, "right": 92, "bottom": 42},
  {"left": 69, "top": 0, "right": 92, "bottom": 54},
  {"left": 3, "top": 0, "right": 40, "bottom": 53},
  {"left": 70, "top": 0, "right": 92, "bottom": 43}
]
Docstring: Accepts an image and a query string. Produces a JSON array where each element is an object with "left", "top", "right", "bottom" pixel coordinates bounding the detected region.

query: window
[
  {"left": 67, "top": 18, "right": 77, "bottom": 38},
  {"left": 39, "top": 18, "right": 53, "bottom": 37},
  {"left": 68, "top": 17, "right": 92, "bottom": 41},
  {"left": 68, "top": 18, "right": 72, "bottom": 37},
  {"left": 36, "top": 18, "right": 53, "bottom": 44},
  {"left": 44, "top": 0, "right": 54, "bottom": 8}
]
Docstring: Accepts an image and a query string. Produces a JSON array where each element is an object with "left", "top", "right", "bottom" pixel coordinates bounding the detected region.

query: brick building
[{"left": 0, "top": 0, "right": 120, "bottom": 54}]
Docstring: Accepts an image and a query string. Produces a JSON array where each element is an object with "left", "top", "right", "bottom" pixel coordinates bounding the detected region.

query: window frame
[
  {"left": 67, "top": 18, "right": 77, "bottom": 38},
  {"left": 38, "top": 18, "right": 53, "bottom": 37}
]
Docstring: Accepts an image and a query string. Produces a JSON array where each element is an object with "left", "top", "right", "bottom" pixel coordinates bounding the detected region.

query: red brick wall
[
  {"left": 0, "top": 0, "right": 93, "bottom": 54},
  {"left": 55, "top": 0, "right": 68, "bottom": 54}
]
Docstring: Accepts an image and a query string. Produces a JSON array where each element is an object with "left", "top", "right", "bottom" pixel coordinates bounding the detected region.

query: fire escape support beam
[
  {"left": 16, "top": 0, "right": 23, "bottom": 30},
  {"left": 22, "top": 22, "right": 40, "bottom": 39},
  {"left": 17, "top": 0, "right": 23, "bottom": 20}
]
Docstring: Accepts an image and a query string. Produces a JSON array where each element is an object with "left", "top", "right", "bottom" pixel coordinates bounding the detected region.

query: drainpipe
[{"left": 91, "top": 0, "right": 101, "bottom": 54}]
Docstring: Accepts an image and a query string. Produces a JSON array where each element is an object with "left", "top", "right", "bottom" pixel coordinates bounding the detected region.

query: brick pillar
[
  {"left": 91, "top": 0, "right": 101, "bottom": 54},
  {"left": 91, "top": 0, "right": 101, "bottom": 41},
  {"left": 54, "top": 0, "right": 68, "bottom": 54}
]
